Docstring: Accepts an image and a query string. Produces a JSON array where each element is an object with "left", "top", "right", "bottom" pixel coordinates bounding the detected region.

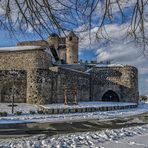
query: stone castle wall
[
  {"left": 89, "top": 65, "right": 139, "bottom": 103},
  {"left": 29, "top": 65, "right": 138, "bottom": 104},
  {"left": 27, "top": 67, "right": 90, "bottom": 104},
  {"left": 0, "top": 49, "right": 52, "bottom": 70},
  {"left": 0, "top": 70, "right": 27, "bottom": 103},
  {"left": 0, "top": 49, "right": 52, "bottom": 104},
  {"left": 50, "top": 67, "right": 90, "bottom": 103},
  {"left": 17, "top": 40, "right": 48, "bottom": 47},
  {"left": 0, "top": 65, "right": 139, "bottom": 104},
  {"left": 47, "top": 36, "right": 59, "bottom": 49}
]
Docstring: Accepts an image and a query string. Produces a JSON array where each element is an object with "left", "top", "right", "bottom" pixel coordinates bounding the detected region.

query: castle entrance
[{"left": 102, "top": 90, "right": 119, "bottom": 102}]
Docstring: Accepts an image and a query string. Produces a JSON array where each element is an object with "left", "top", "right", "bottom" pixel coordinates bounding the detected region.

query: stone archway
[{"left": 102, "top": 90, "right": 119, "bottom": 102}]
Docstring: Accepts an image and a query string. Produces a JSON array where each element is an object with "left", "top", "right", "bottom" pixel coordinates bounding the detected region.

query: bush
[
  {"left": 0, "top": 112, "right": 7, "bottom": 117},
  {"left": 37, "top": 110, "right": 44, "bottom": 114},
  {"left": 29, "top": 110, "right": 36, "bottom": 115},
  {"left": 15, "top": 111, "right": 22, "bottom": 115},
  {"left": 140, "top": 95, "right": 148, "bottom": 102}
]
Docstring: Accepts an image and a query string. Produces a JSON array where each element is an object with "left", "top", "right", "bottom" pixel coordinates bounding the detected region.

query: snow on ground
[
  {"left": 0, "top": 102, "right": 147, "bottom": 124},
  {"left": 0, "top": 124, "right": 148, "bottom": 148},
  {"left": 102, "top": 133, "right": 148, "bottom": 148},
  {"left": 0, "top": 102, "right": 148, "bottom": 147},
  {"left": 0, "top": 103, "right": 38, "bottom": 114},
  {"left": 40, "top": 101, "right": 136, "bottom": 109}
]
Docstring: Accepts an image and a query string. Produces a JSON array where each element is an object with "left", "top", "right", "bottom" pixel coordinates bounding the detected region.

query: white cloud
[{"left": 78, "top": 22, "right": 148, "bottom": 95}]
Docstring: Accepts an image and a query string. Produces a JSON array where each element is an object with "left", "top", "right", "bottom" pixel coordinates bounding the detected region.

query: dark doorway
[{"left": 102, "top": 90, "right": 119, "bottom": 102}]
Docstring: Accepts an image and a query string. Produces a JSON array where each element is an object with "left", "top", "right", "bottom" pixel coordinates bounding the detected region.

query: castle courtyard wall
[
  {"left": 0, "top": 49, "right": 52, "bottom": 70},
  {"left": 89, "top": 65, "right": 139, "bottom": 103},
  {"left": 0, "top": 70, "right": 27, "bottom": 103},
  {"left": 0, "top": 48, "right": 52, "bottom": 104},
  {"left": 50, "top": 67, "right": 90, "bottom": 103},
  {"left": 28, "top": 67, "right": 90, "bottom": 104}
]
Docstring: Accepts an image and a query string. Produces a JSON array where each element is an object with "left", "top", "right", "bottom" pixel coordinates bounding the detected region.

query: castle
[{"left": 0, "top": 32, "right": 139, "bottom": 104}]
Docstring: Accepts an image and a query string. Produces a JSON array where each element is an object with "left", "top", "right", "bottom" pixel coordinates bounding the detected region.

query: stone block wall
[
  {"left": 50, "top": 67, "right": 90, "bottom": 103},
  {"left": 27, "top": 67, "right": 90, "bottom": 104},
  {"left": 0, "top": 49, "right": 52, "bottom": 70},
  {"left": 26, "top": 69, "right": 57, "bottom": 104},
  {"left": 0, "top": 70, "right": 27, "bottom": 103},
  {"left": 89, "top": 65, "right": 139, "bottom": 103},
  {"left": 17, "top": 40, "right": 48, "bottom": 47},
  {"left": 0, "top": 48, "right": 52, "bottom": 104}
]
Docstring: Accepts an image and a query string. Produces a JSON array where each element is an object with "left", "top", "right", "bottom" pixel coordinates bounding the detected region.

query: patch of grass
[{"left": 0, "top": 112, "right": 7, "bottom": 117}]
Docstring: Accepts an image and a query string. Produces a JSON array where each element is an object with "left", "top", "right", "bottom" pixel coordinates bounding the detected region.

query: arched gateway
[{"left": 102, "top": 90, "right": 119, "bottom": 102}]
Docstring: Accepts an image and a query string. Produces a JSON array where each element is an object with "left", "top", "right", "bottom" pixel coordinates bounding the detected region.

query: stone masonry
[
  {"left": 17, "top": 32, "right": 79, "bottom": 64},
  {"left": 89, "top": 65, "right": 139, "bottom": 103}
]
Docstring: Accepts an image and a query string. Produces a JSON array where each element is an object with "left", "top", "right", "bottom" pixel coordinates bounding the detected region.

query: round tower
[
  {"left": 121, "top": 65, "right": 139, "bottom": 103},
  {"left": 66, "top": 31, "right": 78, "bottom": 64},
  {"left": 47, "top": 33, "right": 59, "bottom": 49}
]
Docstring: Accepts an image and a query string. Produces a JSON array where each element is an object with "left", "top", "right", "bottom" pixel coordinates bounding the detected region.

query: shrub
[
  {"left": 29, "top": 110, "right": 36, "bottom": 115},
  {"left": 0, "top": 112, "right": 7, "bottom": 117},
  {"left": 140, "top": 95, "right": 148, "bottom": 102},
  {"left": 15, "top": 111, "right": 22, "bottom": 115},
  {"left": 37, "top": 110, "right": 44, "bottom": 114}
]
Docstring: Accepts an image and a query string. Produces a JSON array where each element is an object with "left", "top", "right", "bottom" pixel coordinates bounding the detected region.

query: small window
[{"left": 69, "top": 37, "right": 72, "bottom": 41}]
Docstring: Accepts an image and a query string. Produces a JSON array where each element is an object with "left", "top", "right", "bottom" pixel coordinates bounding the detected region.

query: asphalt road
[{"left": 0, "top": 112, "right": 148, "bottom": 138}]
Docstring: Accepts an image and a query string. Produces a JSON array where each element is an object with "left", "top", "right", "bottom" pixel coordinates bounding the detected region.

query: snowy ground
[
  {"left": 0, "top": 102, "right": 148, "bottom": 148},
  {"left": 0, "top": 103, "right": 38, "bottom": 114},
  {"left": 0, "top": 102, "right": 147, "bottom": 124},
  {"left": 40, "top": 101, "right": 136, "bottom": 109},
  {"left": 0, "top": 124, "right": 148, "bottom": 148},
  {"left": 0, "top": 102, "right": 136, "bottom": 113},
  {"left": 102, "top": 133, "right": 148, "bottom": 148}
]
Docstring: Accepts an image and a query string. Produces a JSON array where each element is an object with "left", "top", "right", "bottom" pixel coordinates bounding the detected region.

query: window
[{"left": 69, "top": 37, "right": 72, "bottom": 41}]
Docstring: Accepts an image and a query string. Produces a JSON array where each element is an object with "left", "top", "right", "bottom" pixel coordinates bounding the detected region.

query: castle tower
[
  {"left": 47, "top": 33, "right": 59, "bottom": 49},
  {"left": 66, "top": 32, "right": 78, "bottom": 64}
]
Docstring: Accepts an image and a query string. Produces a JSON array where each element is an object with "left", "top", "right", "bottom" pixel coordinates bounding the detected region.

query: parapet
[{"left": 17, "top": 40, "right": 48, "bottom": 47}]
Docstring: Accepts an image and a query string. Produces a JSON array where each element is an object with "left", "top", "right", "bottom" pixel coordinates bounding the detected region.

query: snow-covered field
[
  {"left": 0, "top": 103, "right": 38, "bottom": 114},
  {"left": 40, "top": 101, "right": 136, "bottom": 109},
  {"left": 0, "top": 124, "right": 148, "bottom": 148},
  {"left": 0, "top": 102, "right": 148, "bottom": 147},
  {"left": 0, "top": 102, "right": 147, "bottom": 124}
]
